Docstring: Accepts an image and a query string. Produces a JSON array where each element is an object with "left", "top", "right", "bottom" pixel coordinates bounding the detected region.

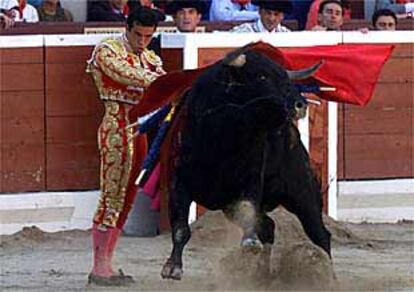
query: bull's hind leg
[
  {"left": 255, "top": 214, "right": 275, "bottom": 275},
  {"left": 161, "top": 181, "right": 192, "bottom": 280},
  {"left": 280, "top": 131, "right": 331, "bottom": 256},
  {"left": 284, "top": 198, "right": 331, "bottom": 256},
  {"left": 224, "top": 201, "right": 263, "bottom": 253}
]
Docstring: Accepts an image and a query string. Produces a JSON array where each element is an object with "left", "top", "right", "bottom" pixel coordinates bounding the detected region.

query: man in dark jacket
[{"left": 87, "top": 0, "right": 128, "bottom": 21}]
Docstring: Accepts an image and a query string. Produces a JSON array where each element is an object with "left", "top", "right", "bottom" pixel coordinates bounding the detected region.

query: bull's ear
[
  {"left": 223, "top": 43, "right": 253, "bottom": 67},
  {"left": 286, "top": 61, "right": 323, "bottom": 80}
]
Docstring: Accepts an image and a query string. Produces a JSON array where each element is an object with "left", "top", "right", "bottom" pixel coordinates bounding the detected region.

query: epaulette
[
  {"left": 144, "top": 49, "right": 163, "bottom": 67},
  {"left": 100, "top": 37, "right": 128, "bottom": 59}
]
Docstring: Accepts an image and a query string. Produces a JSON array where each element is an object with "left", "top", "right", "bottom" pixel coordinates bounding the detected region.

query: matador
[{"left": 86, "top": 6, "right": 165, "bottom": 286}]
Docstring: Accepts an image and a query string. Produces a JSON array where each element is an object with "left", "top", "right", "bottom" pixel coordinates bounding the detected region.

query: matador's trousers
[{"left": 93, "top": 101, "right": 147, "bottom": 229}]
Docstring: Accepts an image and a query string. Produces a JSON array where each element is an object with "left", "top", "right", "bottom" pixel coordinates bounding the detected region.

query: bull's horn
[
  {"left": 286, "top": 61, "right": 323, "bottom": 80},
  {"left": 223, "top": 43, "right": 253, "bottom": 67},
  {"left": 228, "top": 54, "right": 246, "bottom": 67}
]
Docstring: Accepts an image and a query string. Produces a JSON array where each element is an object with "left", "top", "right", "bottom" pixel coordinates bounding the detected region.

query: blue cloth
[
  {"left": 375, "top": 0, "right": 407, "bottom": 14},
  {"left": 138, "top": 105, "right": 171, "bottom": 134},
  {"left": 27, "top": 0, "right": 43, "bottom": 8},
  {"left": 140, "top": 105, "right": 175, "bottom": 177},
  {"left": 294, "top": 84, "right": 321, "bottom": 94}
]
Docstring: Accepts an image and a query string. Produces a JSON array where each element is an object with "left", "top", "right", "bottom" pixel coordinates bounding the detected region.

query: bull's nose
[
  {"left": 294, "top": 101, "right": 308, "bottom": 120},
  {"left": 294, "top": 100, "right": 306, "bottom": 110}
]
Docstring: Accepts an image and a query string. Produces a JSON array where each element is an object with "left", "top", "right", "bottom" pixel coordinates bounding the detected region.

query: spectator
[
  {"left": 311, "top": 0, "right": 344, "bottom": 30},
  {"left": 16, "top": 0, "right": 39, "bottom": 22},
  {"left": 129, "top": 0, "right": 171, "bottom": 20},
  {"left": 87, "top": 0, "right": 128, "bottom": 21},
  {"left": 129, "top": 0, "right": 156, "bottom": 11},
  {"left": 0, "top": 0, "right": 19, "bottom": 20},
  {"left": 0, "top": 11, "right": 14, "bottom": 28},
  {"left": 37, "top": 0, "right": 73, "bottom": 21},
  {"left": 372, "top": 8, "right": 397, "bottom": 30},
  {"left": 306, "top": 0, "right": 350, "bottom": 29},
  {"left": 375, "top": 0, "right": 414, "bottom": 16},
  {"left": 209, "top": 0, "right": 259, "bottom": 21},
  {"left": 231, "top": 0, "right": 292, "bottom": 32},
  {"left": 165, "top": 0, "right": 207, "bottom": 32}
]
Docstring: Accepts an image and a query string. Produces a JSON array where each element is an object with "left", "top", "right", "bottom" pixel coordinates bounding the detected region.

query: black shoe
[
  {"left": 88, "top": 272, "right": 134, "bottom": 286},
  {"left": 113, "top": 269, "right": 135, "bottom": 284}
]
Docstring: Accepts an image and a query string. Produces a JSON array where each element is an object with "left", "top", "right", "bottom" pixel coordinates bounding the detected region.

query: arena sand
[{"left": 0, "top": 207, "right": 413, "bottom": 291}]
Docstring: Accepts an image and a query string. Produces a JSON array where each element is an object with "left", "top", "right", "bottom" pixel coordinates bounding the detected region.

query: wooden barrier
[
  {"left": 340, "top": 33, "right": 414, "bottom": 179},
  {"left": 0, "top": 37, "right": 45, "bottom": 192},
  {"left": 44, "top": 44, "right": 102, "bottom": 190},
  {"left": 0, "top": 32, "right": 413, "bottom": 196},
  {"left": 0, "top": 35, "right": 104, "bottom": 193}
]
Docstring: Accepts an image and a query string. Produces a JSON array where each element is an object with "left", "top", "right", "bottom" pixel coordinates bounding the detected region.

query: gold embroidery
[
  {"left": 143, "top": 49, "right": 162, "bottom": 67},
  {"left": 89, "top": 33, "right": 165, "bottom": 228},
  {"left": 96, "top": 44, "right": 159, "bottom": 88},
  {"left": 104, "top": 38, "right": 129, "bottom": 59},
  {"left": 87, "top": 34, "right": 166, "bottom": 106},
  {"left": 94, "top": 101, "right": 135, "bottom": 227}
]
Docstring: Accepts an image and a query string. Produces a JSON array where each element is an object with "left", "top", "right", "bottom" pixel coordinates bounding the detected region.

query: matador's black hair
[{"left": 127, "top": 6, "right": 165, "bottom": 30}]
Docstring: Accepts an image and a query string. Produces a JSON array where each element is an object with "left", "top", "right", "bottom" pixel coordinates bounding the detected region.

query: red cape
[{"left": 130, "top": 42, "right": 394, "bottom": 119}]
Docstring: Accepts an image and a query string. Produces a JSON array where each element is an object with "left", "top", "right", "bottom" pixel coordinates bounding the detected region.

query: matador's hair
[{"left": 127, "top": 6, "right": 165, "bottom": 30}]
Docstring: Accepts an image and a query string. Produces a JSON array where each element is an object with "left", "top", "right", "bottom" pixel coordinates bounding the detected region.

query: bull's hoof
[
  {"left": 161, "top": 261, "right": 183, "bottom": 280},
  {"left": 241, "top": 237, "right": 263, "bottom": 254}
]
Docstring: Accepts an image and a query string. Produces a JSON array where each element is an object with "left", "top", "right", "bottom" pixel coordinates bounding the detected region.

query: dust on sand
[{"left": 0, "top": 207, "right": 413, "bottom": 291}]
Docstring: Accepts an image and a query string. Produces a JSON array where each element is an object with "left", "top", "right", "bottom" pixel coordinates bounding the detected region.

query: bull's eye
[{"left": 258, "top": 74, "right": 267, "bottom": 81}]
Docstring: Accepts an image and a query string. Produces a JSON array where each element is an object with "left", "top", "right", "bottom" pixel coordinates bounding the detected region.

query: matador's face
[{"left": 126, "top": 24, "right": 156, "bottom": 54}]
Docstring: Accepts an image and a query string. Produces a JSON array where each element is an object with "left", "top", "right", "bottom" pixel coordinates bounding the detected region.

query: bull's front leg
[
  {"left": 240, "top": 139, "right": 269, "bottom": 253},
  {"left": 225, "top": 141, "right": 268, "bottom": 254},
  {"left": 235, "top": 200, "right": 263, "bottom": 253},
  {"left": 161, "top": 179, "right": 192, "bottom": 280}
]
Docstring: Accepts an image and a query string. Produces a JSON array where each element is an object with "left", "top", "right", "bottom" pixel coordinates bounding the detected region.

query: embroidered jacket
[{"left": 87, "top": 34, "right": 165, "bottom": 106}]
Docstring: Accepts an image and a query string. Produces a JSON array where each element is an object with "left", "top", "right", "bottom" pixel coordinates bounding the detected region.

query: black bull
[{"left": 160, "top": 49, "right": 331, "bottom": 280}]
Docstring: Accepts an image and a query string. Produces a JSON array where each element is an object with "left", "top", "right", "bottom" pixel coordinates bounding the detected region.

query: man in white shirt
[
  {"left": 16, "top": 0, "right": 39, "bottom": 22},
  {"left": 231, "top": 0, "right": 292, "bottom": 32},
  {"left": 209, "top": 0, "right": 259, "bottom": 21}
]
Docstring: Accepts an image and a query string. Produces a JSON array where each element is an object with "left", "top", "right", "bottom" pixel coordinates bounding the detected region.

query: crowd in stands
[{"left": 1, "top": 0, "right": 412, "bottom": 31}]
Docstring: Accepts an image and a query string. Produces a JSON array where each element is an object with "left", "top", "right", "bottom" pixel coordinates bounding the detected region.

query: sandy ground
[{"left": 0, "top": 208, "right": 413, "bottom": 291}]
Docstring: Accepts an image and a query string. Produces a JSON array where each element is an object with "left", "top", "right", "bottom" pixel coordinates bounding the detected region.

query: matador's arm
[{"left": 95, "top": 46, "right": 163, "bottom": 88}]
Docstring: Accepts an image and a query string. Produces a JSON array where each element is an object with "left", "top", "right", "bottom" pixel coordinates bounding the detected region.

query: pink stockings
[{"left": 91, "top": 223, "right": 121, "bottom": 277}]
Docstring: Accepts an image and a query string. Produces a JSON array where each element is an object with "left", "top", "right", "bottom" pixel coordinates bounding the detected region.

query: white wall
[
  {"left": 337, "top": 179, "right": 414, "bottom": 223},
  {"left": 0, "top": 191, "right": 99, "bottom": 235}
]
